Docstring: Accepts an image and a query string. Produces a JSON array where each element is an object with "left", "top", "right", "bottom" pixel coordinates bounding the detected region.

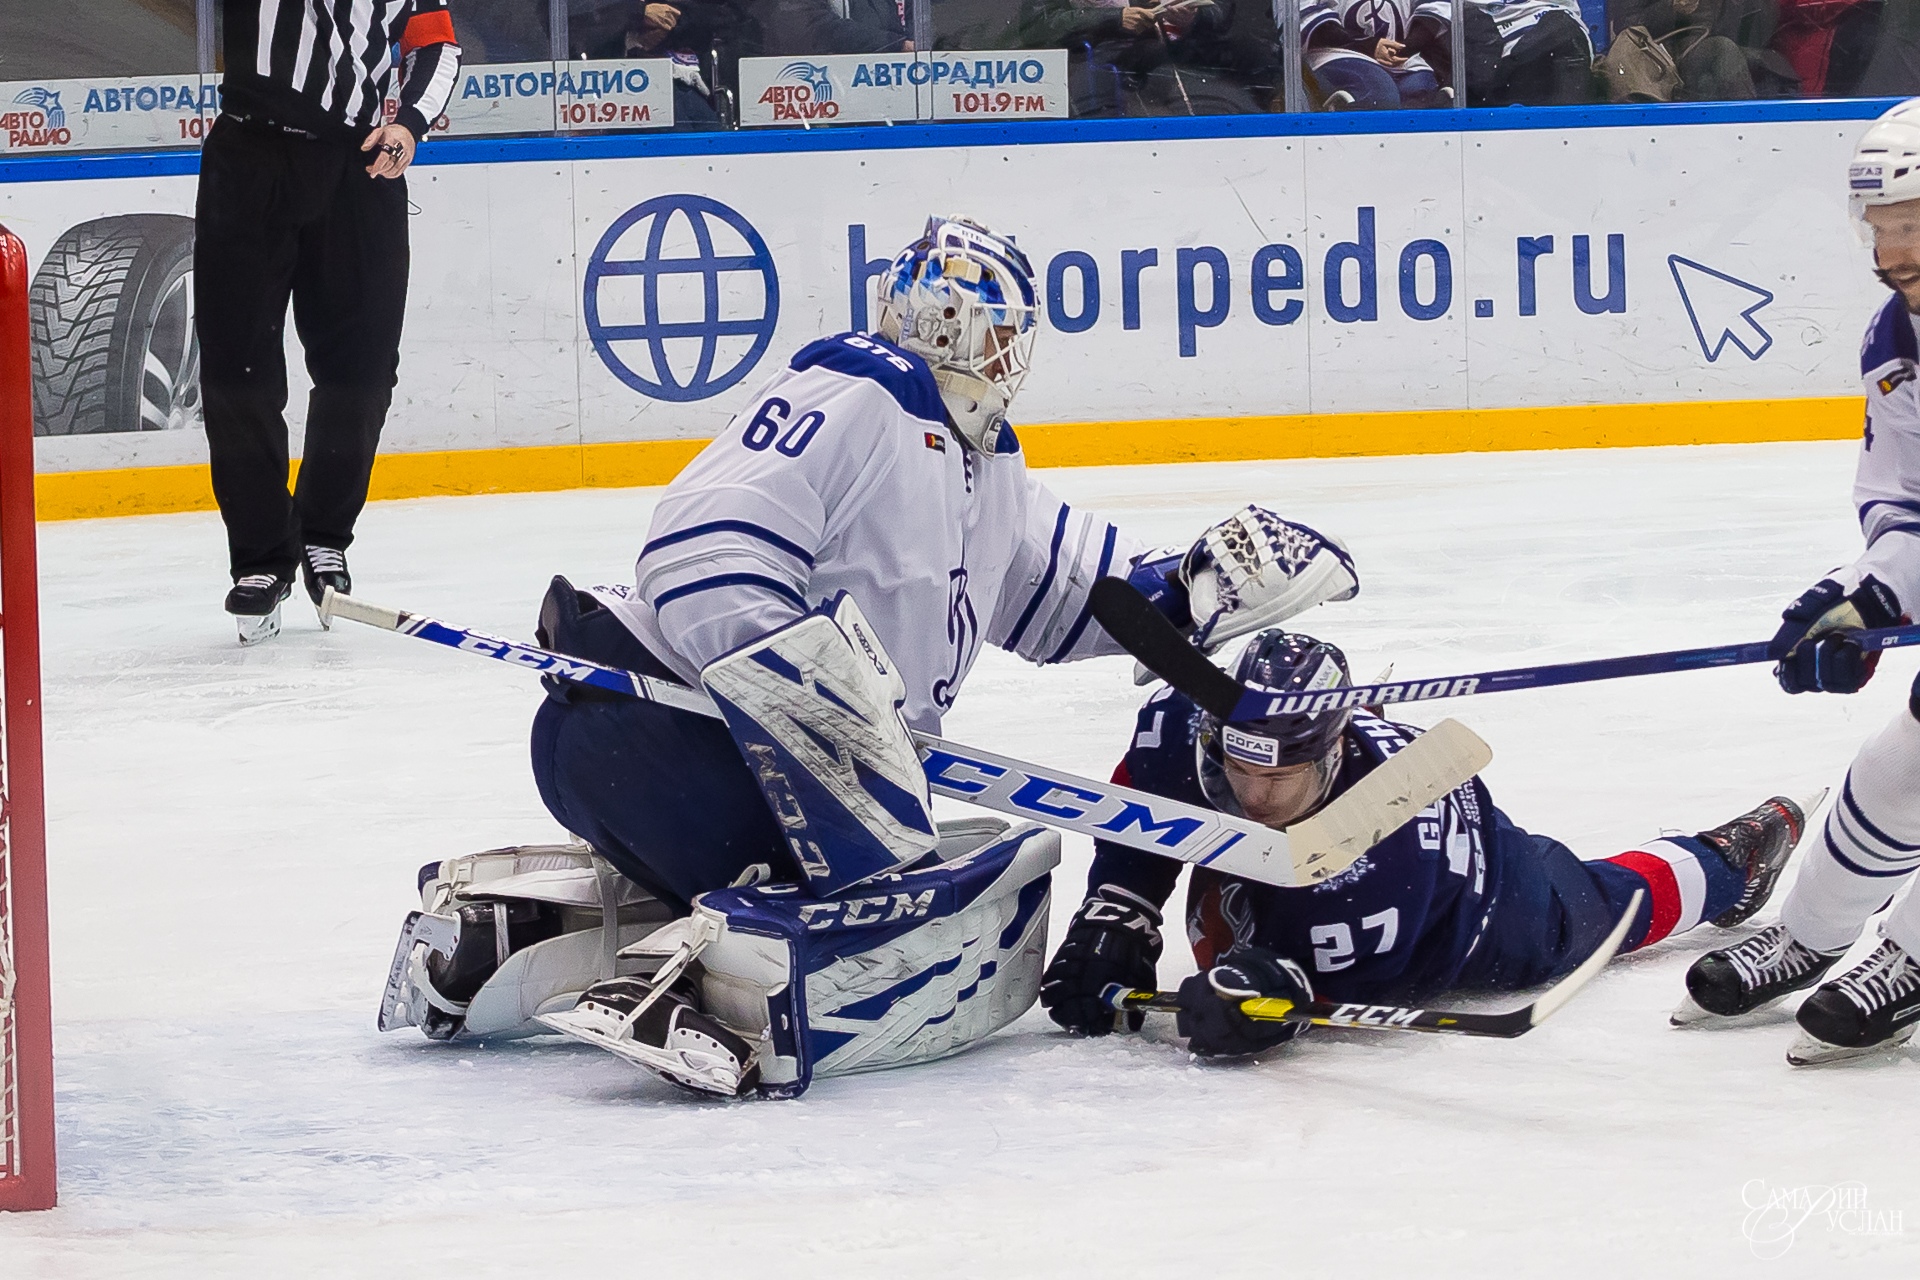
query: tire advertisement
[{"left": 0, "top": 114, "right": 1885, "bottom": 485}]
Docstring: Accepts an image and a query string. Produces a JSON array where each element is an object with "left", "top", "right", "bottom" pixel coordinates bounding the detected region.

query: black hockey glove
[
  {"left": 1176, "top": 947, "right": 1315, "bottom": 1059},
  {"left": 1040, "top": 886, "right": 1165, "bottom": 1035},
  {"left": 1769, "top": 575, "right": 1904, "bottom": 694}
]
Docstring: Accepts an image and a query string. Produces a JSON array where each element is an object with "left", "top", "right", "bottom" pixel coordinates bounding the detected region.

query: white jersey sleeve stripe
[
  {"left": 1043, "top": 522, "right": 1121, "bottom": 664},
  {"left": 652, "top": 571, "right": 807, "bottom": 613},
  {"left": 1001, "top": 502, "right": 1070, "bottom": 652},
  {"left": 641, "top": 519, "right": 816, "bottom": 568}
]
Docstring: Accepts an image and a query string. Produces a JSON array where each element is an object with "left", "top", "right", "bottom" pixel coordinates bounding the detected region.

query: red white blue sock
[{"left": 1590, "top": 836, "right": 1745, "bottom": 950}]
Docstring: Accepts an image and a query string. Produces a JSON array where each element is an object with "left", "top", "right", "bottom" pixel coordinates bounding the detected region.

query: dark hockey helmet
[{"left": 1196, "top": 629, "right": 1354, "bottom": 820}]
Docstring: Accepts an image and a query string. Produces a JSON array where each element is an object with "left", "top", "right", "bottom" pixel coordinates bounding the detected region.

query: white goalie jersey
[
  {"left": 1854, "top": 295, "right": 1920, "bottom": 611},
  {"left": 606, "top": 331, "right": 1148, "bottom": 731}
]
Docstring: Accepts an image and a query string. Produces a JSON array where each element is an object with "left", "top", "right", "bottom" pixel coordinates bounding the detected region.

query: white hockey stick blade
[
  {"left": 1527, "top": 889, "right": 1644, "bottom": 1027},
  {"left": 1282, "top": 719, "right": 1493, "bottom": 873},
  {"left": 320, "top": 585, "right": 400, "bottom": 631}
]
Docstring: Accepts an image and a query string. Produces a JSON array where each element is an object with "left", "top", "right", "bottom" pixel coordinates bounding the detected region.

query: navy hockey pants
[
  {"left": 527, "top": 584, "right": 798, "bottom": 911},
  {"left": 1458, "top": 813, "right": 1742, "bottom": 991}
]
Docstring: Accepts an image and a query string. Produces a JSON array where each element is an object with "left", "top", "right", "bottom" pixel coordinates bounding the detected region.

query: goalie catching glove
[
  {"left": 1126, "top": 507, "right": 1359, "bottom": 658},
  {"left": 1769, "top": 571, "right": 1906, "bottom": 694},
  {"left": 1176, "top": 947, "right": 1315, "bottom": 1058}
]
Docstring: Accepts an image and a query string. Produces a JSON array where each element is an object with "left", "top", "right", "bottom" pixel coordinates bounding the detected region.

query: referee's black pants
[{"left": 194, "top": 113, "right": 409, "bottom": 581}]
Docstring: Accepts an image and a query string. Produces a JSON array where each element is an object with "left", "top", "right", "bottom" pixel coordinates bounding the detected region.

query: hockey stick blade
[
  {"left": 1103, "top": 889, "right": 1641, "bottom": 1039},
  {"left": 324, "top": 589, "right": 1477, "bottom": 887},
  {"left": 1089, "top": 578, "right": 1920, "bottom": 720}
]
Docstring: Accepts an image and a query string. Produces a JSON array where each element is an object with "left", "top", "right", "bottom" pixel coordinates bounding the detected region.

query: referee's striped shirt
[{"left": 221, "top": 0, "right": 462, "bottom": 143}]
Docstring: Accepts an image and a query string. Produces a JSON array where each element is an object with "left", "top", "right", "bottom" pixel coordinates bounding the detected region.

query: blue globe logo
[{"left": 584, "top": 195, "right": 780, "bottom": 403}]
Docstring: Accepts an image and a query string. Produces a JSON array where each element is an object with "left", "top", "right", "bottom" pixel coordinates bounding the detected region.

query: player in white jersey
[
  {"left": 377, "top": 216, "right": 1361, "bottom": 1095},
  {"left": 1676, "top": 100, "right": 1920, "bottom": 1064}
]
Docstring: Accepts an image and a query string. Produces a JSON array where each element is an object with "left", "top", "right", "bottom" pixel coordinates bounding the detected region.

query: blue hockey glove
[
  {"left": 1125, "top": 548, "right": 1193, "bottom": 631},
  {"left": 1176, "top": 947, "right": 1314, "bottom": 1058},
  {"left": 1040, "top": 886, "right": 1164, "bottom": 1035},
  {"left": 1768, "top": 574, "right": 1904, "bottom": 695}
]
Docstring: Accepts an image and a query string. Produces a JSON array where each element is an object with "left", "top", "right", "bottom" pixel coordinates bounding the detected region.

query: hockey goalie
[{"left": 375, "top": 215, "right": 1361, "bottom": 1097}]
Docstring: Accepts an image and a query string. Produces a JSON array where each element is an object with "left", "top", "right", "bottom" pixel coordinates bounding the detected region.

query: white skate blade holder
[
  {"left": 235, "top": 609, "right": 282, "bottom": 646},
  {"left": 1787, "top": 1024, "right": 1918, "bottom": 1066}
]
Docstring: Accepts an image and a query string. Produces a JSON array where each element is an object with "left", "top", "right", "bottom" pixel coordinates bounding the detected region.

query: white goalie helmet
[
  {"left": 1850, "top": 98, "right": 1920, "bottom": 241},
  {"left": 874, "top": 215, "right": 1039, "bottom": 455}
]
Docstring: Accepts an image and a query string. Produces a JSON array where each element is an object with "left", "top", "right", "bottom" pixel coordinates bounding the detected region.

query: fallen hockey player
[
  {"left": 1038, "top": 627, "right": 1817, "bottom": 1060},
  {"left": 1676, "top": 99, "right": 1920, "bottom": 1065},
  {"left": 375, "top": 215, "right": 1366, "bottom": 1097}
]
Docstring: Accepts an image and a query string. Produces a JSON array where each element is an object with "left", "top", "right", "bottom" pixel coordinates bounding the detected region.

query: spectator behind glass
[
  {"left": 1604, "top": 0, "right": 1799, "bottom": 99},
  {"left": 1016, "top": 0, "right": 1284, "bottom": 116},
  {"left": 1772, "top": 0, "right": 1883, "bottom": 95},
  {"left": 577, "top": 0, "right": 759, "bottom": 128},
  {"left": 1859, "top": 0, "right": 1920, "bottom": 95},
  {"left": 1303, "top": 0, "right": 1450, "bottom": 108},
  {"left": 762, "top": 0, "right": 912, "bottom": 54},
  {"left": 1450, "top": 0, "right": 1595, "bottom": 104}
]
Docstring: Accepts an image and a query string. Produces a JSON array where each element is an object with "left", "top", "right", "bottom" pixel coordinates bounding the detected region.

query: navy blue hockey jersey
[{"left": 1085, "top": 687, "right": 1506, "bottom": 1003}]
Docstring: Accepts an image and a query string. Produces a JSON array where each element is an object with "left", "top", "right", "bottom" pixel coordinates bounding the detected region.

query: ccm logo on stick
[
  {"left": 457, "top": 634, "right": 597, "bottom": 679},
  {"left": 1328, "top": 1003, "right": 1423, "bottom": 1027}
]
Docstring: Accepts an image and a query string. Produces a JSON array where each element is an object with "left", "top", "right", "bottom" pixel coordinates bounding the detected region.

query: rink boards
[{"left": 0, "top": 105, "right": 1889, "bottom": 518}]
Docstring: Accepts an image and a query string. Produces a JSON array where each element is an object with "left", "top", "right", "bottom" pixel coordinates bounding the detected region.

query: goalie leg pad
[
  {"left": 690, "top": 821, "right": 1061, "bottom": 1097},
  {"left": 701, "top": 593, "right": 937, "bottom": 896}
]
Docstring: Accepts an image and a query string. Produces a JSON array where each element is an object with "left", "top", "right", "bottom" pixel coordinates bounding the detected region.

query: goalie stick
[
  {"left": 320, "top": 589, "right": 1487, "bottom": 888},
  {"left": 1101, "top": 889, "right": 1642, "bottom": 1040},
  {"left": 1087, "top": 577, "right": 1920, "bottom": 725}
]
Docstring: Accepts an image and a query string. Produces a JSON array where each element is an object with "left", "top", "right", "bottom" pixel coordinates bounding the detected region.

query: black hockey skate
[
  {"left": 539, "top": 975, "right": 760, "bottom": 1098},
  {"left": 1788, "top": 937, "right": 1920, "bottom": 1065},
  {"left": 1696, "top": 791, "right": 1821, "bottom": 928},
  {"left": 225, "top": 572, "right": 294, "bottom": 646},
  {"left": 300, "top": 544, "right": 350, "bottom": 609},
  {"left": 1672, "top": 924, "right": 1844, "bottom": 1025}
]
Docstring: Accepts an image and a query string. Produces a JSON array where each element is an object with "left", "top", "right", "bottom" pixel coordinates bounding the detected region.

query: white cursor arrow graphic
[{"left": 1668, "top": 255, "right": 1775, "bottom": 362}]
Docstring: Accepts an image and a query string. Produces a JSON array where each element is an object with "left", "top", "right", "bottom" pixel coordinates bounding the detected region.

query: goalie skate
[{"left": 539, "top": 976, "right": 761, "bottom": 1098}]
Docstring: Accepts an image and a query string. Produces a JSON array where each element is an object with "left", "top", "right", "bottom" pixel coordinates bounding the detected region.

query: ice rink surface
[{"left": 5, "top": 440, "right": 1919, "bottom": 1277}]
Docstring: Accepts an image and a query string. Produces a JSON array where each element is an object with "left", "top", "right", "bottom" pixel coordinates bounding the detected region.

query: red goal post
[{"left": 0, "top": 223, "right": 54, "bottom": 1212}]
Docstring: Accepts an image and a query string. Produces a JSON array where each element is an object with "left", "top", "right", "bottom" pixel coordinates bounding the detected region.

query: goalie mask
[
  {"left": 874, "top": 215, "right": 1038, "bottom": 455},
  {"left": 1197, "top": 630, "right": 1353, "bottom": 829}
]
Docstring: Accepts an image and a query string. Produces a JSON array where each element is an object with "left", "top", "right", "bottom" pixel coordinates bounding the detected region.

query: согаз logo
[{"left": 584, "top": 195, "right": 780, "bottom": 403}]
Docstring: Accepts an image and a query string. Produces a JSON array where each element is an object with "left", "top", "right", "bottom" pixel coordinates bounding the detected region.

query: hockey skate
[
  {"left": 225, "top": 572, "right": 293, "bottom": 646},
  {"left": 539, "top": 974, "right": 761, "bottom": 1098},
  {"left": 1697, "top": 790, "right": 1824, "bottom": 928},
  {"left": 300, "top": 545, "right": 350, "bottom": 615},
  {"left": 1672, "top": 924, "right": 1844, "bottom": 1026},
  {"left": 1787, "top": 937, "right": 1920, "bottom": 1065}
]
